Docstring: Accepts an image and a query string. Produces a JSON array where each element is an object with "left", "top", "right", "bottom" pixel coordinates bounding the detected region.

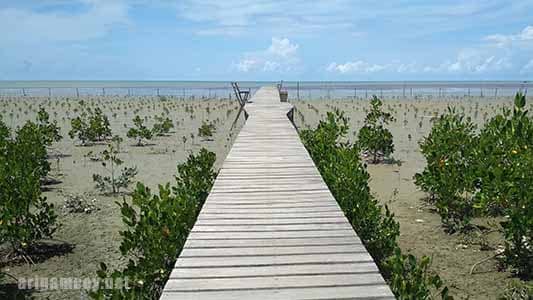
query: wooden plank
[
  {"left": 160, "top": 86, "right": 393, "bottom": 299},
  {"left": 203, "top": 203, "right": 338, "bottom": 209},
  {"left": 161, "top": 285, "right": 394, "bottom": 300},
  {"left": 195, "top": 217, "right": 347, "bottom": 225},
  {"left": 169, "top": 262, "right": 379, "bottom": 279},
  {"left": 192, "top": 222, "right": 353, "bottom": 231},
  {"left": 175, "top": 253, "right": 374, "bottom": 268},
  {"left": 179, "top": 244, "right": 368, "bottom": 257},
  {"left": 198, "top": 207, "right": 341, "bottom": 214},
  {"left": 164, "top": 273, "right": 386, "bottom": 291},
  {"left": 197, "top": 212, "right": 346, "bottom": 219},
  {"left": 184, "top": 237, "right": 363, "bottom": 248},
  {"left": 187, "top": 229, "right": 356, "bottom": 240}
]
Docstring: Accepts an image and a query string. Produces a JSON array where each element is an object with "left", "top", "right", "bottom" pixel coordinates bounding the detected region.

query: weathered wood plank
[
  {"left": 161, "top": 285, "right": 395, "bottom": 300},
  {"left": 169, "top": 262, "right": 379, "bottom": 279},
  {"left": 191, "top": 223, "right": 354, "bottom": 233},
  {"left": 164, "top": 273, "right": 386, "bottom": 291},
  {"left": 187, "top": 229, "right": 356, "bottom": 240},
  {"left": 160, "top": 86, "right": 393, "bottom": 299},
  {"left": 184, "top": 237, "right": 363, "bottom": 248},
  {"left": 195, "top": 217, "right": 347, "bottom": 225},
  {"left": 179, "top": 244, "right": 368, "bottom": 257}
]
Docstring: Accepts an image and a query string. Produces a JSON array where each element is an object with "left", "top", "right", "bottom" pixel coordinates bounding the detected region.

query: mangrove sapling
[
  {"left": 36, "top": 107, "right": 62, "bottom": 146},
  {"left": 127, "top": 115, "right": 153, "bottom": 146},
  {"left": 474, "top": 93, "right": 533, "bottom": 277},
  {"left": 68, "top": 115, "right": 90, "bottom": 145},
  {"left": 16, "top": 121, "right": 52, "bottom": 180},
  {"left": 88, "top": 107, "right": 112, "bottom": 141},
  {"left": 300, "top": 110, "right": 452, "bottom": 299},
  {"left": 0, "top": 117, "right": 9, "bottom": 147},
  {"left": 301, "top": 109, "right": 399, "bottom": 261},
  {"left": 92, "top": 140, "right": 137, "bottom": 195},
  {"left": 198, "top": 122, "right": 216, "bottom": 141},
  {"left": 414, "top": 108, "right": 477, "bottom": 233},
  {"left": 0, "top": 121, "right": 59, "bottom": 259},
  {"left": 111, "top": 135, "right": 124, "bottom": 153},
  {"left": 91, "top": 149, "right": 216, "bottom": 299},
  {"left": 357, "top": 96, "right": 395, "bottom": 163},
  {"left": 385, "top": 248, "right": 452, "bottom": 300},
  {"left": 474, "top": 93, "right": 533, "bottom": 213},
  {"left": 152, "top": 116, "right": 174, "bottom": 136},
  {"left": 69, "top": 108, "right": 112, "bottom": 145}
]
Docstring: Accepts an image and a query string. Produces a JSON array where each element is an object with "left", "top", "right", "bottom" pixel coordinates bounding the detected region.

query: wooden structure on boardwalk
[{"left": 161, "top": 86, "right": 394, "bottom": 299}]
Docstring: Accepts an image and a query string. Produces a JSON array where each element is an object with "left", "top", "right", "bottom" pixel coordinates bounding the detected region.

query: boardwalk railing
[
  {"left": 160, "top": 86, "right": 394, "bottom": 300},
  {"left": 1, "top": 81, "right": 529, "bottom": 100}
]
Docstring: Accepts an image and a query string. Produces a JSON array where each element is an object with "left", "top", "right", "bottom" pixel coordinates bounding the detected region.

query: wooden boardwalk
[{"left": 161, "top": 87, "right": 394, "bottom": 300}]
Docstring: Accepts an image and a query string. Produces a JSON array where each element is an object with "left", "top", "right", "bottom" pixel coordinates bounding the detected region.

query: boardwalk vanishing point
[{"left": 161, "top": 86, "right": 394, "bottom": 299}]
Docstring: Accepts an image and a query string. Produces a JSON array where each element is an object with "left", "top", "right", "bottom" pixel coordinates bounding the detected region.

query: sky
[{"left": 1, "top": 0, "right": 533, "bottom": 81}]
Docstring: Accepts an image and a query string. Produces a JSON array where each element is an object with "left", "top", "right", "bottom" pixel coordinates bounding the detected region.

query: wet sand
[
  {"left": 1, "top": 94, "right": 531, "bottom": 299},
  {"left": 0, "top": 95, "right": 245, "bottom": 299}
]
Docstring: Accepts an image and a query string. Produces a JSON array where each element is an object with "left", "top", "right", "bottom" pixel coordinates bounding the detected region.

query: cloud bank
[{"left": 235, "top": 37, "right": 300, "bottom": 73}]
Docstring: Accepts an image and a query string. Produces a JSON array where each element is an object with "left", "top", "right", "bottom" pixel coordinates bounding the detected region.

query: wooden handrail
[{"left": 231, "top": 82, "right": 250, "bottom": 107}]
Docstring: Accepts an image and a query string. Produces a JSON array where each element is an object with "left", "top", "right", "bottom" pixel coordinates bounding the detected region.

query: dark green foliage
[
  {"left": 416, "top": 93, "right": 533, "bottom": 278},
  {"left": 414, "top": 108, "right": 477, "bottom": 232},
  {"left": 69, "top": 108, "right": 111, "bottom": 145},
  {"left": 69, "top": 116, "right": 91, "bottom": 145},
  {"left": 0, "top": 119, "right": 58, "bottom": 255},
  {"left": 475, "top": 93, "right": 533, "bottom": 213},
  {"left": 301, "top": 110, "right": 451, "bottom": 299},
  {"left": 152, "top": 116, "right": 174, "bottom": 136},
  {"left": 16, "top": 122, "right": 51, "bottom": 180},
  {"left": 198, "top": 122, "right": 215, "bottom": 140},
  {"left": 91, "top": 149, "right": 216, "bottom": 299},
  {"left": 36, "top": 107, "right": 62, "bottom": 146},
  {"left": 89, "top": 108, "right": 112, "bottom": 141},
  {"left": 127, "top": 115, "right": 152, "bottom": 146},
  {"left": 92, "top": 140, "right": 137, "bottom": 195},
  {"left": 172, "top": 149, "right": 217, "bottom": 215},
  {"left": 358, "top": 96, "right": 395, "bottom": 163},
  {"left": 0, "top": 119, "right": 9, "bottom": 163},
  {"left": 474, "top": 93, "right": 533, "bottom": 277},
  {"left": 385, "top": 248, "right": 452, "bottom": 300},
  {"left": 301, "top": 109, "right": 399, "bottom": 261},
  {"left": 0, "top": 118, "right": 9, "bottom": 146}
]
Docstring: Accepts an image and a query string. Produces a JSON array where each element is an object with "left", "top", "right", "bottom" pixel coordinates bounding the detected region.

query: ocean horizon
[
  {"left": 0, "top": 80, "right": 530, "bottom": 98},
  {"left": 0, "top": 80, "right": 531, "bottom": 88}
]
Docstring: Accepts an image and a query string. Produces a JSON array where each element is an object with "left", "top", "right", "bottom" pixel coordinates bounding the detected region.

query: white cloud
[
  {"left": 327, "top": 61, "right": 426, "bottom": 74},
  {"left": 177, "top": 0, "right": 358, "bottom": 36},
  {"left": 267, "top": 38, "right": 299, "bottom": 58},
  {"left": 235, "top": 37, "right": 299, "bottom": 72},
  {"left": 484, "top": 25, "right": 533, "bottom": 48},
  {"left": 441, "top": 49, "right": 512, "bottom": 73},
  {"left": 0, "top": 0, "right": 129, "bottom": 45},
  {"left": 396, "top": 63, "right": 418, "bottom": 73},
  {"left": 176, "top": 1, "right": 533, "bottom": 38},
  {"left": 328, "top": 24, "right": 533, "bottom": 76},
  {"left": 327, "top": 61, "right": 390, "bottom": 74},
  {"left": 327, "top": 49, "right": 513, "bottom": 76},
  {"left": 236, "top": 59, "right": 259, "bottom": 72}
]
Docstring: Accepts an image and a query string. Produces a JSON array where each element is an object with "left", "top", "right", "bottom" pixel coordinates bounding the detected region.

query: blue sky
[{"left": 1, "top": 0, "right": 533, "bottom": 81}]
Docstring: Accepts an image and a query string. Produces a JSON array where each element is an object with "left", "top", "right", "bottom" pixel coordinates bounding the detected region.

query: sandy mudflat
[
  {"left": 1, "top": 94, "right": 531, "bottom": 299},
  {"left": 0, "top": 95, "right": 245, "bottom": 299},
  {"left": 292, "top": 96, "right": 532, "bottom": 300}
]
